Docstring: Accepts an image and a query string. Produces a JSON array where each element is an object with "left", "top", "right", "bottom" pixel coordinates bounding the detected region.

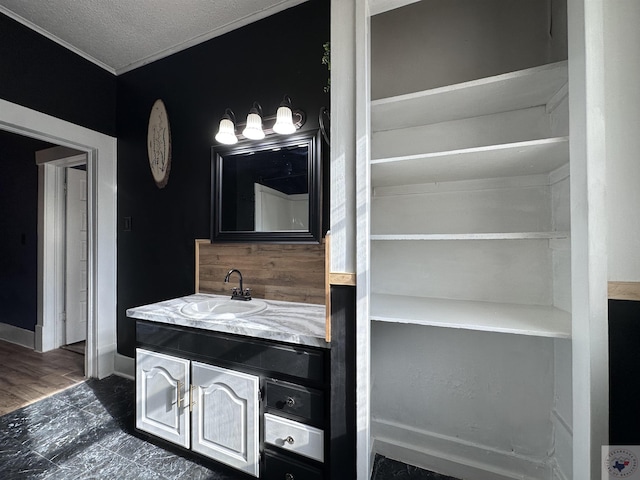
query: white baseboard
[
  {"left": 371, "top": 418, "right": 551, "bottom": 480},
  {"left": 114, "top": 352, "right": 134, "bottom": 379},
  {"left": 0, "top": 323, "right": 35, "bottom": 349}
]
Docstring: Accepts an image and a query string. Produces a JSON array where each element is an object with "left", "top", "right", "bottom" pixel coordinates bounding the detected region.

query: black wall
[
  {"left": 0, "top": 13, "right": 117, "bottom": 136},
  {"left": 116, "top": 0, "right": 330, "bottom": 357},
  {"left": 609, "top": 299, "right": 640, "bottom": 444},
  {"left": 0, "top": 12, "right": 116, "bottom": 334},
  {"left": 0, "top": 131, "right": 52, "bottom": 331},
  {"left": 329, "top": 285, "right": 357, "bottom": 479}
]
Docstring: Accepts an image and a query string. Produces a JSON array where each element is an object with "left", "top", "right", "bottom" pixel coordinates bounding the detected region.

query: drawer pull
[
  {"left": 285, "top": 435, "right": 295, "bottom": 445},
  {"left": 285, "top": 474, "right": 294, "bottom": 480},
  {"left": 176, "top": 381, "right": 183, "bottom": 408},
  {"left": 286, "top": 396, "right": 296, "bottom": 407},
  {"left": 190, "top": 384, "right": 197, "bottom": 412}
]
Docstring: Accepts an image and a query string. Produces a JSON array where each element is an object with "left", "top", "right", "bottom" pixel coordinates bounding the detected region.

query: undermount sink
[{"left": 180, "top": 297, "right": 267, "bottom": 320}]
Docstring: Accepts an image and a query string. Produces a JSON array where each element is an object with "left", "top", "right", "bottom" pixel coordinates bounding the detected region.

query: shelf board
[
  {"left": 371, "top": 137, "right": 569, "bottom": 187},
  {"left": 370, "top": 232, "right": 570, "bottom": 241},
  {"left": 370, "top": 293, "right": 571, "bottom": 338},
  {"left": 371, "top": 61, "right": 568, "bottom": 132},
  {"left": 369, "top": 0, "right": 421, "bottom": 15}
]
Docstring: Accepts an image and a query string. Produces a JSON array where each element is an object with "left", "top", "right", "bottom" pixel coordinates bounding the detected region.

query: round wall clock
[{"left": 147, "top": 99, "right": 172, "bottom": 188}]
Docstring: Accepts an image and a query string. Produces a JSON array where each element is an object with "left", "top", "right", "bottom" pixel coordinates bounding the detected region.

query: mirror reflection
[
  {"left": 221, "top": 145, "right": 309, "bottom": 232},
  {"left": 212, "top": 130, "right": 321, "bottom": 243}
]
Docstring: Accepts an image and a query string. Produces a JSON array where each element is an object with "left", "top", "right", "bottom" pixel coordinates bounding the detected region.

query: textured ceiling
[{"left": 0, "top": 0, "right": 306, "bottom": 75}]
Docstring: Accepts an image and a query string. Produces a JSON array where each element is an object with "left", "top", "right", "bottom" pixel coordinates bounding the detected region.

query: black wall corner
[
  {"left": 329, "top": 284, "right": 357, "bottom": 480},
  {"left": 609, "top": 299, "right": 640, "bottom": 444}
]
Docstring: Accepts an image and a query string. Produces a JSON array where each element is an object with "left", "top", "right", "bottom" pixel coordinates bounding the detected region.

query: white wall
[
  {"left": 371, "top": 323, "right": 556, "bottom": 478},
  {"left": 371, "top": 0, "right": 567, "bottom": 99},
  {"left": 604, "top": 0, "right": 640, "bottom": 282},
  {"left": 372, "top": 324, "right": 556, "bottom": 453}
]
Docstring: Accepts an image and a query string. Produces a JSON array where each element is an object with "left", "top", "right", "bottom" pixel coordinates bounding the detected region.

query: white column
[
  {"left": 567, "top": 0, "right": 609, "bottom": 478},
  {"left": 331, "top": 0, "right": 372, "bottom": 478},
  {"left": 330, "top": 0, "right": 358, "bottom": 276}
]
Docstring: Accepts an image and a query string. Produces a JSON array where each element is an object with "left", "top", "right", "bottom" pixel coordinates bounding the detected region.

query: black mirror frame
[{"left": 211, "top": 129, "right": 322, "bottom": 243}]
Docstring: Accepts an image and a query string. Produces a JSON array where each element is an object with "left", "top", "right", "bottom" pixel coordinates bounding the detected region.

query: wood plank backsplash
[{"left": 196, "top": 240, "right": 326, "bottom": 305}]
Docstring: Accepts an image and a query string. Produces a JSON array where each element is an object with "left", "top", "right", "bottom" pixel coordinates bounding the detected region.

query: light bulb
[
  {"left": 273, "top": 105, "right": 296, "bottom": 134},
  {"left": 215, "top": 117, "right": 238, "bottom": 145},
  {"left": 242, "top": 112, "right": 265, "bottom": 140}
]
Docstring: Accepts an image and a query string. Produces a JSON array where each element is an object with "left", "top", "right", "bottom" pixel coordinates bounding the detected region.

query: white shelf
[
  {"left": 371, "top": 61, "right": 568, "bottom": 132},
  {"left": 370, "top": 293, "right": 571, "bottom": 338},
  {"left": 370, "top": 232, "right": 570, "bottom": 241},
  {"left": 368, "top": 0, "right": 421, "bottom": 16},
  {"left": 371, "top": 137, "right": 569, "bottom": 186}
]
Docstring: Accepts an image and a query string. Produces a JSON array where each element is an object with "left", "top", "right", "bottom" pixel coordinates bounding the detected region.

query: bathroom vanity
[{"left": 127, "top": 294, "right": 332, "bottom": 479}]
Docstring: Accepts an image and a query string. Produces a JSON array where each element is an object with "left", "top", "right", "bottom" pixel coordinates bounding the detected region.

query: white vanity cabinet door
[
  {"left": 136, "top": 348, "right": 190, "bottom": 448},
  {"left": 191, "top": 361, "right": 260, "bottom": 478}
]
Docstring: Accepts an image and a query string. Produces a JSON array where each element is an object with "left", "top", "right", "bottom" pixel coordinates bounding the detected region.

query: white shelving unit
[
  {"left": 369, "top": 61, "right": 571, "bottom": 339},
  {"left": 371, "top": 61, "right": 568, "bottom": 131},
  {"left": 356, "top": 1, "right": 611, "bottom": 478},
  {"left": 370, "top": 294, "right": 571, "bottom": 338},
  {"left": 371, "top": 232, "right": 569, "bottom": 241},
  {"left": 371, "top": 137, "right": 569, "bottom": 186},
  {"left": 368, "top": 0, "right": 421, "bottom": 16}
]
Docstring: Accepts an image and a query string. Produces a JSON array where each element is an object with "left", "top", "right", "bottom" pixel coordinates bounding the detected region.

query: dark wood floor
[{"left": 0, "top": 339, "right": 84, "bottom": 416}]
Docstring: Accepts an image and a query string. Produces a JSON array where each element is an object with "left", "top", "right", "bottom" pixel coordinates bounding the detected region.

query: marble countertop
[{"left": 126, "top": 293, "right": 329, "bottom": 349}]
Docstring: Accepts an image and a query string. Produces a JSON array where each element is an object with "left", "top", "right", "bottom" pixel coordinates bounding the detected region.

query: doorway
[
  {"left": 35, "top": 148, "right": 89, "bottom": 361},
  {"left": 0, "top": 97, "right": 117, "bottom": 379},
  {"left": 35, "top": 149, "right": 93, "bottom": 378}
]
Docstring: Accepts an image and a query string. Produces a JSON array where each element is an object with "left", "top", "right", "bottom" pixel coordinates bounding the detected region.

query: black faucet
[{"left": 224, "top": 269, "right": 252, "bottom": 301}]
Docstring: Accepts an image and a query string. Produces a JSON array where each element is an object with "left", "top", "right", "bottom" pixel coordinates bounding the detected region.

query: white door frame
[
  {"left": 35, "top": 150, "right": 87, "bottom": 351},
  {"left": 0, "top": 98, "right": 117, "bottom": 379}
]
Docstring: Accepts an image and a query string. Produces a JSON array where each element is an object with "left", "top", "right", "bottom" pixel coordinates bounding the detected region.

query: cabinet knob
[
  {"left": 285, "top": 474, "right": 294, "bottom": 480},
  {"left": 285, "top": 435, "right": 295, "bottom": 445},
  {"left": 286, "top": 396, "right": 296, "bottom": 407}
]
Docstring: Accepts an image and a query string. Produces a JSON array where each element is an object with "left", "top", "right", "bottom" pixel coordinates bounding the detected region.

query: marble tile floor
[
  {"left": 371, "top": 455, "right": 461, "bottom": 480},
  {"left": 0, "top": 375, "right": 242, "bottom": 480},
  {"left": 0, "top": 373, "right": 462, "bottom": 480}
]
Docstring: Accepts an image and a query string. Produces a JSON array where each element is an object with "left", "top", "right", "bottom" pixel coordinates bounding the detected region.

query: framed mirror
[{"left": 211, "top": 129, "right": 322, "bottom": 243}]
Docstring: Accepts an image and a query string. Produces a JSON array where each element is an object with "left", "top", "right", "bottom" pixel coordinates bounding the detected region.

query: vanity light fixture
[
  {"left": 272, "top": 95, "right": 296, "bottom": 135},
  {"left": 242, "top": 102, "right": 265, "bottom": 140},
  {"left": 214, "top": 96, "right": 306, "bottom": 144},
  {"left": 214, "top": 109, "right": 238, "bottom": 145}
]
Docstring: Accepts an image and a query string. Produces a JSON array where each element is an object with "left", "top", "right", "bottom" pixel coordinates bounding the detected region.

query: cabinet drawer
[
  {"left": 265, "top": 380, "right": 324, "bottom": 425},
  {"left": 264, "top": 413, "right": 324, "bottom": 462},
  {"left": 136, "top": 321, "right": 325, "bottom": 383},
  {"left": 264, "top": 450, "right": 323, "bottom": 480}
]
